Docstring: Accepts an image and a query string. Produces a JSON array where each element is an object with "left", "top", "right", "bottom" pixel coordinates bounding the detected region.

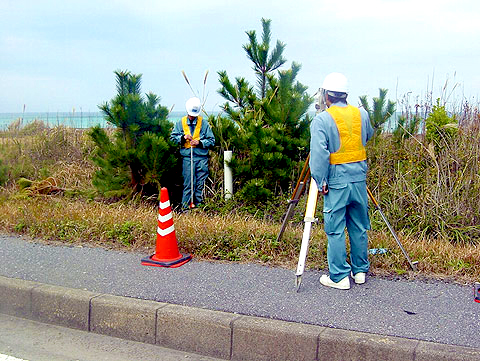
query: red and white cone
[{"left": 141, "top": 187, "right": 192, "bottom": 268}]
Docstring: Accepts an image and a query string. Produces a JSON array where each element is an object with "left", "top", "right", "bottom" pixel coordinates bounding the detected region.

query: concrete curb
[{"left": 1, "top": 275, "right": 479, "bottom": 361}]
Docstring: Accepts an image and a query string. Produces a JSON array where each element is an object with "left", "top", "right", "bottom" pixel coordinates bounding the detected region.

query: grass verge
[{"left": 0, "top": 195, "right": 477, "bottom": 284}]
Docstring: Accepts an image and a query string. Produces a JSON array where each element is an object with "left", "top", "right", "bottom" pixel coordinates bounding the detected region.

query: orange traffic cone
[{"left": 141, "top": 187, "right": 192, "bottom": 268}]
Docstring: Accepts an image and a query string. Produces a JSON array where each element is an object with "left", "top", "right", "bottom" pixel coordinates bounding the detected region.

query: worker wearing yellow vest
[
  {"left": 310, "top": 73, "right": 374, "bottom": 290},
  {"left": 171, "top": 97, "right": 215, "bottom": 209}
]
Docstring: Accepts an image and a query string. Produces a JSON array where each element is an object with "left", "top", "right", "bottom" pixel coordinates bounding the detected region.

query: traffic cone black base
[{"left": 141, "top": 253, "right": 192, "bottom": 268}]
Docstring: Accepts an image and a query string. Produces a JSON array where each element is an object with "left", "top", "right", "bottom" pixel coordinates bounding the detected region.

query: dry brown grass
[{"left": 0, "top": 195, "right": 478, "bottom": 283}]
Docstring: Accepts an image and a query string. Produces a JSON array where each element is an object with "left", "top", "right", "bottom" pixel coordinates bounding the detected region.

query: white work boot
[
  {"left": 320, "top": 275, "right": 350, "bottom": 290},
  {"left": 351, "top": 272, "right": 366, "bottom": 284}
]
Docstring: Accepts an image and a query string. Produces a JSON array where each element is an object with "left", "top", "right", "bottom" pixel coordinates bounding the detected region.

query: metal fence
[{"left": 0, "top": 112, "right": 109, "bottom": 130}]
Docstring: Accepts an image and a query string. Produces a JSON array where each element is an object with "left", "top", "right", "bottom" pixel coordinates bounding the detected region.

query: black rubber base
[{"left": 141, "top": 253, "right": 192, "bottom": 268}]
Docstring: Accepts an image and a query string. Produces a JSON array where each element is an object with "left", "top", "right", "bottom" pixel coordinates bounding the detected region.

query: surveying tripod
[{"left": 278, "top": 153, "right": 419, "bottom": 292}]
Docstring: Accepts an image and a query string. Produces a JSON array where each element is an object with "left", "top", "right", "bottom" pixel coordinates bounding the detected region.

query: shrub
[{"left": 425, "top": 98, "right": 458, "bottom": 150}]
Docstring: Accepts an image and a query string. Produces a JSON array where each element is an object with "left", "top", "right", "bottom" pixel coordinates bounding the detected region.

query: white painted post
[{"left": 224, "top": 150, "right": 233, "bottom": 200}]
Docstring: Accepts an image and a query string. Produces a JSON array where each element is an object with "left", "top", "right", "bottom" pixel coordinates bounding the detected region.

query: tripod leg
[
  {"left": 295, "top": 178, "right": 319, "bottom": 292},
  {"left": 276, "top": 160, "right": 311, "bottom": 243},
  {"left": 276, "top": 199, "right": 300, "bottom": 243},
  {"left": 276, "top": 175, "right": 308, "bottom": 242},
  {"left": 366, "top": 187, "right": 418, "bottom": 271}
]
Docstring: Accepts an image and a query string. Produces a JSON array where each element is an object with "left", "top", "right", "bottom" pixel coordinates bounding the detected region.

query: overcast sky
[{"left": 1, "top": 0, "right": 479, "bottom": 114}]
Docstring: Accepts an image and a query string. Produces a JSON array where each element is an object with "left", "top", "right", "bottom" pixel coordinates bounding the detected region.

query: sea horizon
[
  {"left": 0, "top": 110, "right": 191, "bottom": 130},
  {"left": 1, "top": 110, "right": 406, "bottom": 132}
]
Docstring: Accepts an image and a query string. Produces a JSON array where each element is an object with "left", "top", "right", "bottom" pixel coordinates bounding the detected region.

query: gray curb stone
[
  {"left": 231, "top": 315, "right": 322, "bottom": 361},
  {"left": 157, "top": 304, "right": 238, "bottom": 360},
  {"left": 317, "top": 327, "right": 418, "bottom": 361},
  {"left": 31, "top": 283, "right": 99, "bottom": 330},
  {"left": 1, "top": 275, "right": 480, "bottom": 361},
  {"left": 90, "top": 294, "right": 167, "bottom": 344},
  {"left": 0, "top": 276, "right": 40, "bottom": 318},
  {"left": 415, "top": 341, "right": 480, "bottom": 361}
]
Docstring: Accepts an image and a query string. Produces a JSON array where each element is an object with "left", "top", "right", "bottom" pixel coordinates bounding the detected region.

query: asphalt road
[{"left": 0, "top": 234, "right": 478, "bottom": 349}]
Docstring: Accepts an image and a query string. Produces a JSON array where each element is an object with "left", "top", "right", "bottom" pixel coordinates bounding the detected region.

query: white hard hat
[
  {"left": 322, "top": 73, "right": 348, "bottom": 95},
  {"left": 185, "top": 97, "right": 202, "bottom": 117}
]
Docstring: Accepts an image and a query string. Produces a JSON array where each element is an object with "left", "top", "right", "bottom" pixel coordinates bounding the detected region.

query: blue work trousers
[
  {"left": 323, "top": 181, "right": 370, "bottom": 282},
  {"left": 182, "top": 155, "right": 209, "bottom": 207}
]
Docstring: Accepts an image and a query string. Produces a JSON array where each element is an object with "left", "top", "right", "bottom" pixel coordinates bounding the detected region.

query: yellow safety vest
[
  {"left": 327, "top": 105, "right": 367, "bottom": 165},
  {"left": 181, "top": 116, "right": 202, "bottom": 148}
]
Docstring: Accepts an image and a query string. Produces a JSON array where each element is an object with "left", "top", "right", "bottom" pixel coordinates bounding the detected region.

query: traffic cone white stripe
[
  {"left": 158, "top": 213, "right": 173, "bottom": 222},
  {"left": 157, "top": 225, "right": 175, "bottom": 237},
  {"left": 160, "top": 200, "right": 171, "bottom": 209}
]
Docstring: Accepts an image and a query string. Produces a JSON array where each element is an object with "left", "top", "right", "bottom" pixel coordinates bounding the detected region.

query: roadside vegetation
[{"left": 0, "top": 19, "right": 479, "bottom": 284}]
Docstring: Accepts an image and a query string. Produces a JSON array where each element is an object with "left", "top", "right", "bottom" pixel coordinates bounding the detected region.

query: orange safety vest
[
  {"left": 327, "top": 105, "right": 367, "bottom": 165},
  {"left": 181, "top": 116, "right": 203, "bottom": 148}
]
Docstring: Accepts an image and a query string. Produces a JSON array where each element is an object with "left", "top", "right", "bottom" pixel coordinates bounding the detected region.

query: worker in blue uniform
[
  {"left": 171, "top": 97, "right": 215, "bottom": 209},
  {"left": 310, "top": 73, "right": 374, "bottom": 290}
]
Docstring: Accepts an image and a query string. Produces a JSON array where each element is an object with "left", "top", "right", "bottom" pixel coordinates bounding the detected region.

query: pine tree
[
  {"left": 215, "top": 19, "right": 312, "bottom": 203},
  {"left": 88, "top": 70, "right": 177, "bottom": 198},
  {"left": 243, "top": 18, "right": 286, "bottom": 99},
  {"left": 359, "top": 88, "right": 396, "bottom": 137}
]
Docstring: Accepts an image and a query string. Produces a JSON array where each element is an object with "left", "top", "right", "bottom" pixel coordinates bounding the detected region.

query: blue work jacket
[{"left": 170, "top": 116, "right": 215, "bottom": 157}]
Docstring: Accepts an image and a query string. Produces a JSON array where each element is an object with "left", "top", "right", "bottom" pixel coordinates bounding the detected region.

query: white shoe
[
  {"left": 320, "top": 275, "right": 350, "bottom": 290},
  {"left": 351, "top": 272, "right": 366, "bottom": 284}
]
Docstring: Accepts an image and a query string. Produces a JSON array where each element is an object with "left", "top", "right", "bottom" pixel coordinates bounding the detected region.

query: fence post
[{"left": 224, "top": 150, "right": 233, "bottom": 200}]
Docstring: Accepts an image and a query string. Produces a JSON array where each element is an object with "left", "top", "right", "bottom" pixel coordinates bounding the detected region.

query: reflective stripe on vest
[
  {"left": 327, "top": 105, "right": 367, "bottom": 165},
  {"left": 181, "top": 116, "right": 202, "bottom": 148}
]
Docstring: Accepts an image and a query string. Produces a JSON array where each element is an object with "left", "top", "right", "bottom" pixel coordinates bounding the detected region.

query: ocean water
[
  {"left": 0, "top": 110, "right": 408, "bottom": 132},
  {"left": 0, "top": 111, "right": 186, "bottom": 130}
]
